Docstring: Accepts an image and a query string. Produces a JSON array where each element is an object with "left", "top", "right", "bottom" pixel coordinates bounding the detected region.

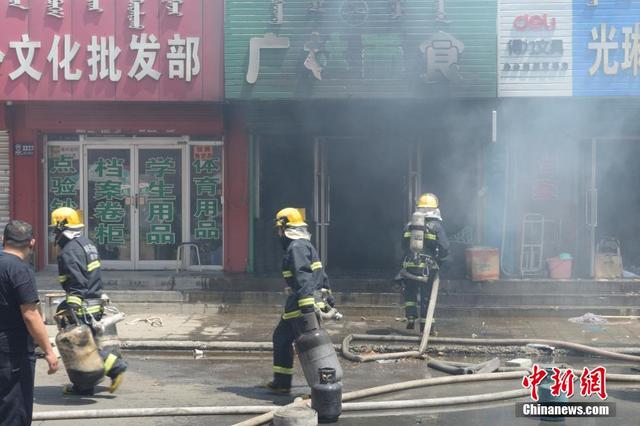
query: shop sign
[
  {"left": 0, "top": 0, "right": 222, "bottom": 101},
  {"left": 498, "top": 0, "right": 572, "bottom": 97},
  {"left": 190, "top": 145, "right": 222, "bottom": 265},
  {"left": 47, "top": 145, "right": 80, "bottom": 214},
  {"left": 91, "top": 156, "right": 127, "bottom": 245},
  {"left": 143, "top": 156, "right": 177, "bottom": 245},
  {"left": 14, "top": 143, "right": 34, "bottom": 156},
  {"left": 226, "top": 0, "right": 497, "bottom": 99},
  {"left": 573, "top": 0, "right": 640, "bottom": 96}
]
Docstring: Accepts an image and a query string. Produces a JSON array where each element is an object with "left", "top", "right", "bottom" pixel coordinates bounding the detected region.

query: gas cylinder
[
  {"left": 55, "top": 324, "right": 105, "bottom": 391},
  {"left": 295, "top": 312, "right": 343, "bottom": 387},
  {"left": 409, "top": 210, "right": 425, "bottom": 254},
  {"left": 311, "top": 367, "right": 342, "bottom": 423}
]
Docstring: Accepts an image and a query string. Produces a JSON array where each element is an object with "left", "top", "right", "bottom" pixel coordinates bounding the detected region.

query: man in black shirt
[{"left": 0, "top": 220, "right": 58, "bottom": 426}]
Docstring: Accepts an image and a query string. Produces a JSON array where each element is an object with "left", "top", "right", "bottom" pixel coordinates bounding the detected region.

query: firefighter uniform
[
  {"left": 400, "top": 195, "right": 449, "bottom": 331},
  {"left": 269, "top": 208, "right": 331, "bottom": 393},
  {"left": 51, "top": 207, "right": 127, "bottom": 394}
]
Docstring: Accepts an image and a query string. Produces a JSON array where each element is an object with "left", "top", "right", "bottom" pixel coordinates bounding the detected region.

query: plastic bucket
[
  {"left": 547, "top": 257, "right": 572, "bottom": 279},
  {"left": 465, "top": 247, "right": 499, "bottom": 281}
]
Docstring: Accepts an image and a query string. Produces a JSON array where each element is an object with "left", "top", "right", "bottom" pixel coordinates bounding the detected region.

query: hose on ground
[
  {"left": 343, "top": 334, "right": 640, "bottom": 363},
  {"left": 232, "top": 371, "right": 640, "bottom": 426},
  {"left": 232, "top": 370, "right": 528, "bottom": 426}
]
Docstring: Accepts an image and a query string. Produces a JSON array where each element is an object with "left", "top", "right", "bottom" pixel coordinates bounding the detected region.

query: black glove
[{"left": 325, "top": 294, "right": 336, "bottom": 308}]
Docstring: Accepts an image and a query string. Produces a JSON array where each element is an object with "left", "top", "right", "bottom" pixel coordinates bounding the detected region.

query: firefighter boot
[{"left": 406, "top": 316, "right": 416, "bottom": 330}]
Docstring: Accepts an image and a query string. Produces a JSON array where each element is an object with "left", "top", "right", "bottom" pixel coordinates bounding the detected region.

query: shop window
[
  {"left": 189, "top": 145, "right": 223, "bottom": 266},
  {"left": 47, "top": 144, "right": 81, "bottom": 264}
]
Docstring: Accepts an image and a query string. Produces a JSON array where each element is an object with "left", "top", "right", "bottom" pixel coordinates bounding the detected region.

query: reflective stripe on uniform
[
  {"left": 282, "top": 310, "right": 301, "bottom": 320},
  {"left": 404, "top": 301, "right": 417, "bottom": 307},
  {"left": 426, "top": 233, "right": 437, "bottom": 241},
  {"left": 87, "top": 260, "right": 101, "bottom": 272},
  {"left": 58, "top": 275, "right": 68, "bottom": 283},
  {"left": 282, "top": 271, "right": 293, "bottom": 278},
  {"left": 403, "top": 232, "right": 411, "bottom": 238},
  {"left": 77, "top": 305, "right": 102, "bottom": 315},
  {"left": 298, "top": 297, "right": 315, "bottom": 308},
  {"left": 66, "top": 295, "right": 83, "bottom": 305},
  {"left": 315, "top": 302, "right": 326, "bottom": 310},
  {"left": 104, "top": 353, "right": 118, "bottom": 375},
  {"left": 273, "top": 365, "right": 294, "bottom": 375},
  {"left": 310, "top": 261, "right": 322, "bottom": 271},
  {"left": 403, "top": 261, "right": 426, "bottom": 268}
]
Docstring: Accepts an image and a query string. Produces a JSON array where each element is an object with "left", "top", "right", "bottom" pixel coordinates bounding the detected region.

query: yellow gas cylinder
[{"left": 55, "top": 324, "right": 105, "bottom": 391}]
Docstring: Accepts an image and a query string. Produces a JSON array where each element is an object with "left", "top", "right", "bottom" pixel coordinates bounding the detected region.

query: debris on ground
[
  {"left": 376, "top": 359, "right": 399, "bottom": 364},
  {"left": 568, "top": 312, "right": 608, "bottom": 324},
  {"left": 193, "top": 349, "right": 204, "bottom": 359}
]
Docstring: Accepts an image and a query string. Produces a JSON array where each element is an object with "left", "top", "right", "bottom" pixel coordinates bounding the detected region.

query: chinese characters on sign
[
  {"left": 92, "top": 156, "right": 127, "bottom": 246},
  {"left": 522, "top": 365, "right": 608, "bottom": 401},
  {"left": 0, "top": 33, "right": 200, "bottom": 83},
  {"left": 588, "top": 23, "right": 640, "bottom": 76},
  {"left": 191, "top": 145, "right": 223, "bottom": 266},
  {"left": 0, "top": 0, "right": 220, "bottom": 101},
  {"left": 143, "top": 156, "right": 177, "bottom": 245},
  {"left": 503, "top": 13, "right": 568, "bottom": 72},
  {"left": 48, "top": 146, "right": 80, "bottom": 213}
]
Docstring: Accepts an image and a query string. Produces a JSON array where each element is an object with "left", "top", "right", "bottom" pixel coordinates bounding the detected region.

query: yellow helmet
[
  {"left": 417, "top": 193, "right": 439, "bottom": 209},
  {"left": 275, "top": 207, "right": 307, "bottom": 228},
  {"left": 50, "top": 207, "right": 84, "bottom": 230}
]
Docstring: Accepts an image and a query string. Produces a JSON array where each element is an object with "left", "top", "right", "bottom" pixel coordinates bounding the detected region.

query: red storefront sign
[{"left": 0, "top": 0, "right": 222, "bottom": 101}]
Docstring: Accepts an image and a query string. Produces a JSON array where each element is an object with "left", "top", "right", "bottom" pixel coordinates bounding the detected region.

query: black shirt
[{"left": 0, "top": 252, "right": 39, "bottom": 353}]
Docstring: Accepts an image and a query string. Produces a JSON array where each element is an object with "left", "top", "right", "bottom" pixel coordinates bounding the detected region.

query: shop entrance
[
  {"left": 314, "top": 138, "right": 408, "bottom": 275},
  {"left": 582, "top": 139, "right": 640, "bottom": 276},
  {"left": 46, "top": 137, "right": 223, "bottom": 270}
]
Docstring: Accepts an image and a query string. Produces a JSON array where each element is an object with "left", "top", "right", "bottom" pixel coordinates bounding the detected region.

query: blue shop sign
[{"left": 573, "top": 0, "right": 640, "bottom": 96}]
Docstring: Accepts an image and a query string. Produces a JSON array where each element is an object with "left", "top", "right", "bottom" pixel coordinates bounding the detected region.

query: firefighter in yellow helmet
[
  {"left": 398, "top": 194, "right": 449, "bottom": 332},
  {"left": 50, "top": 207, "right": 127, "bottom": 395},
  {"left": 265, "top": 207, "right": 334, "bottom": 394}
]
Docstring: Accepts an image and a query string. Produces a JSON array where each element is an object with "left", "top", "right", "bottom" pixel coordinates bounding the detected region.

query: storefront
[
  {"left": 226, "top": 0, "right": 498, "bottom": 277},
  {"left": 496, "top": 0, "right": 640, "bottom": 278},
  {"left": 0, "top": 1, "right": 249, "bottom": 272}
]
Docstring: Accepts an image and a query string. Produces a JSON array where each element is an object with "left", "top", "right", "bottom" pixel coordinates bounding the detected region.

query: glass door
[
  {"left": 136, "top": 147, "right": 185, "bottom": 268},
  {"left": 85, "top": 147, "right": 134, "bottom": 268}
]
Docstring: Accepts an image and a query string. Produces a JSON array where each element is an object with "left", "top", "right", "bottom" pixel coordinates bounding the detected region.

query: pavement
[{"left": 31, "top": 305, "right": 640, "bottom": 426}]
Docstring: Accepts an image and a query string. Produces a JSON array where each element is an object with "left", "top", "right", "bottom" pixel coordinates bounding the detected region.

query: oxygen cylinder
[
  {"left": 55, "top": 324, "right": 104, "bottom": 391},
  {"left": 311, "top": 367, "right": 342, "bottom": 424},
  {"left": 295, "top": 312, "right": 343, "bottom": 387},
  {"left": 409, "top": 210, "right": 425, "bottom": 254}
]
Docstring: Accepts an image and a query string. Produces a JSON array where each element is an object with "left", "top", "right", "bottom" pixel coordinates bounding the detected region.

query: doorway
[
  {"left": 46, "top": 137, "right": 223, "bottom": 270},
  {"left": 314, "top": 137, "right": 408, "bottom": 276}
]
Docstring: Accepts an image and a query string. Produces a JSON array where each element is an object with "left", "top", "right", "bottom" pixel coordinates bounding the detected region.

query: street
[{"left": 31, "top": 312, "right": 640, "bottom": 426}]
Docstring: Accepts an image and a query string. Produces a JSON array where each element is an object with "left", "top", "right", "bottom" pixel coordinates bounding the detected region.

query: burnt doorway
[{"left": 315, "top": 137, "right": 407, "bottom": 276}]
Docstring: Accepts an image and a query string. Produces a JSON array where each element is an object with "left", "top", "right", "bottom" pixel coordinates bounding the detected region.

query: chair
[{"left": 176, "top": 242, "right": 202, "bottom": 273}]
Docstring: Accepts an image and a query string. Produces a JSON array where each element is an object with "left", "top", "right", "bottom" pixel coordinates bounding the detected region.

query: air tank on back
[{"left": 294, "top": 311, "right": 343, "bottom": 387}]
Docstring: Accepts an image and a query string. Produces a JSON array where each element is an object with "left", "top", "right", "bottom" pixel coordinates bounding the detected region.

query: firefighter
[
  {"left": 400, "top": 193, "right": 449, "bottom": 332},
  {"left": 266, "top": 207, "right": 333, "bottom": 394},
  {"left": 50, "top": 207, "right": 127, "bottom": 395}
]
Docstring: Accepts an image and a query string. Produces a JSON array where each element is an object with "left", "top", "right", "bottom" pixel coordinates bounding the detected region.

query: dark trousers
[
  {"left": 0, "top": 351, "right": 35, "bottom": 426},
  {"left": 56, "top": 302, "right": 127, "bottom": 383},
  {"left": 272, "top": 318, "right": 297, "bottom": 388},
  {"left": 403, "top": 270, "right": 437, "bottom": 321}
]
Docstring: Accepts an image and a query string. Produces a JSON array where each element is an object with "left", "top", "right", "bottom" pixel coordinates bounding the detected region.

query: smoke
[{"left": 496, "top": 98, "right": 640, "bottom": 278}]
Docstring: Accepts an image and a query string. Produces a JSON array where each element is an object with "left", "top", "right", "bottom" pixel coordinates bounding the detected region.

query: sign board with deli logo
[{"left": 498, "top": 0, "right": 573, "bottom": 97}]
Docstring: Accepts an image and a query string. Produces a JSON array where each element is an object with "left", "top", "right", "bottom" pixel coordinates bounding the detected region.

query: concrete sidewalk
[{"left": 45, "top": 307, "right": 640, "bottom": 349}]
